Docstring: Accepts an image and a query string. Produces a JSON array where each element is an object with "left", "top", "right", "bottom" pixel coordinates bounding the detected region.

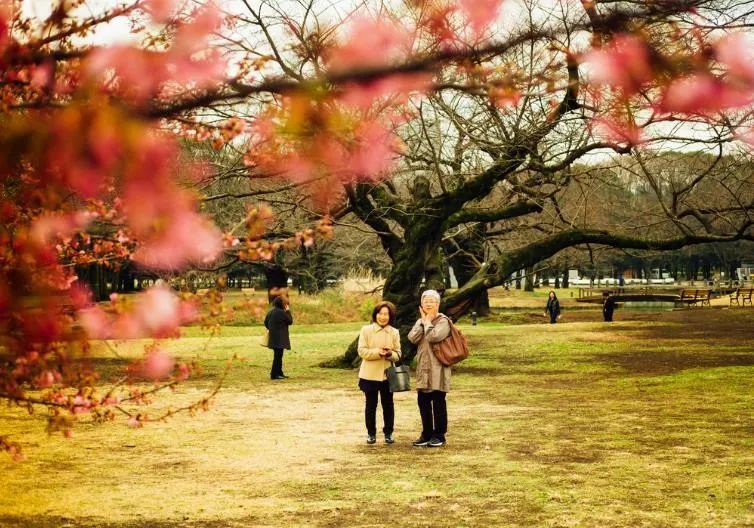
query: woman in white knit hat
[{"left": 407, "top": 289, "right": 451, "bottom": 447}]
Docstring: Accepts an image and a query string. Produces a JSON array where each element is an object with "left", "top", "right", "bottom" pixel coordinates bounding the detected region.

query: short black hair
[
  {"left": 371, "top": 300, "right": 396, "bottom": 325},
  {"left": 271, "top": 295, "right": 286, "bottom": 309}
]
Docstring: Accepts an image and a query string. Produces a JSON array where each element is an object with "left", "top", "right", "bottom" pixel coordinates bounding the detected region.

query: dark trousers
[
  {"left": 362, "top": 380, "right": 394, "bottom": 436},
  {"left": 270, "top": 348, "right": 284, "bottom": 378},
  {"left": 418, "top": 390, "right": 447, "bottom": 441},
  {"left": 548, "top": 311, "right": 558, "bottom": 324}
]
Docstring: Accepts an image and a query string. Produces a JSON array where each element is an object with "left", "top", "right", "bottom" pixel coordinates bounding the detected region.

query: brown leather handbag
[{"left": 431, "top": 315, "right": 469, "bottom": 366}]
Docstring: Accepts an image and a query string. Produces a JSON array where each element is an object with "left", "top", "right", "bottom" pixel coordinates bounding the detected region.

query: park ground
[{"left": 1, "top": 289, "right": 754, "bottom": 527}]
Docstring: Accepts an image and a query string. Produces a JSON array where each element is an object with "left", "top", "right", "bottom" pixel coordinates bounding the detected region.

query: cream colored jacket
[{"left": 357, "top": 323, "right": 401, "bottom": 381}]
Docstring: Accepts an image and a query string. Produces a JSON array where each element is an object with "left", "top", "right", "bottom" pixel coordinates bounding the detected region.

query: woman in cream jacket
[{"left": 357, "top": 300, "right": 401, "bottom": 445}]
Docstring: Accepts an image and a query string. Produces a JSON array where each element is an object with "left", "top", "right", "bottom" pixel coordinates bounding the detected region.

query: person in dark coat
[
  {"left": 544, "top": 290, "right": 561, "bottom": 324},
  {"left": 264, "top": 295, "right": 293, "bottom": 380},
  {"left": 602, "top": 292, "right": 616, "bottom": 322}
]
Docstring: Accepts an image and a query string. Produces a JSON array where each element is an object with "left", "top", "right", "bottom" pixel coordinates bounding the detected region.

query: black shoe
[
  {"left": 412, "top": 436, "right": 430, "bottom": 447},
  {"left": 384, "top": 434, "right": 394, "bottom": 444},
  {"left": 271, "top": 375, "right": 285, "bottom": 380},
  {"left": 366, "top": 435, "right": 376, "bottom": 445},
  {"left": 428, "top": 437, "right": 446, "bottom": 447},
  {"left": 279, "top": 374, "right": 289, "bottom": 379}
]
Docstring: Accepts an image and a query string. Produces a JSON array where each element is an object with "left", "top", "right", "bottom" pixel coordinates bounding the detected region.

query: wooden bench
[
  {"left": 679, "top": 289, "right": 711, "bottom": 307},
  {"left": 729, "top": 287, "right": 754, "bottom": 306}
]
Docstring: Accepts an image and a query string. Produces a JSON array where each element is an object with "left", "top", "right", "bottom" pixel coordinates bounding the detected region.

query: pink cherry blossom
[
  {"left": 35, "top": 370, "right": 56, "bottom": 389},
  {"left": 78, "top": 306, "right": 111, "bottom": 339},
  {"left": 144, "top": 0, "right": 176, "bottom": 23},
  {"left": 715, "top": 32, "right": 754, "bottom": 83},
  {"left": 86, "top": 46, "right": 157, "bottom": 101},
  {"left": 127, "top": 415, "right": 143, "bottom": 428},
  {"left": 140, "top": 348, "right": 175, "bottom": 381},
  {"left": 590, "top": 117, "right": 644, "bottom": 146},
  {"left": 173, "top": 4, "right": 223, "bottom": 55},
  {"left": 327, "top": 18, "right": 414, "bottom": 74},
  {"left": 87, "top": 7, "right": 226, "bottom": 103},
  {"left": 30, "top": 212, "right": 92, "bottom": 247},
  {"left": 459, "top": 0, "right": 503, "bottom": 37},
  {"left": 735, "top": 126, "right": 754, "bottom": 147},
  {"left": 131, "top": 209, "right": 223, "bottom": 270},
  {"left": 72, "top": 395, "right": 92, "bottom": 414},
  {"left": 489, "top": 85, "right": 521, "bottom": 107},
  {"left": 133, "top": 285, "right": 181, "bottom": 336},
  {"left": 344, "top": 120, "right": 397, "bottom": 181},
  {"left": 583, "top": 34, "right": 652, "bottom": 95},
  {"left": 69, "top": 282, "right": 93, "bottom": 310},
  {"left": 0, "top": 8, "right": 10, "bottom": 53},
  {"left": 658, "top": 74, "right": 753, "bottom": 114},
  {"left": 30, "top": 62, "right": 53, "bottom": 89},
  {"left": 111, "top": 313, "right": 142, "bottom": 340}
]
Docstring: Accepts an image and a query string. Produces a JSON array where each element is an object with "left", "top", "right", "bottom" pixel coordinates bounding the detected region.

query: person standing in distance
[
  {"left": 544, "top": 290, "right": 561, "bottom": 324},
  {"left": 602, "top": 292, "right": 616, "bottom": 322},
  {"left": 264, "top": 295, "right": 292, "bottom": 380}
]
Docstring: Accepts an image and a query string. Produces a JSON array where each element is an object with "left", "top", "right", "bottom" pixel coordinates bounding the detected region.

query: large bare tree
[{"left": 197, "top": 0, "right": 754, "bottom": 363}]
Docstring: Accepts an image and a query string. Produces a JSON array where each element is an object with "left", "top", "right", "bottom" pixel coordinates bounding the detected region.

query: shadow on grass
[
  {"left": 593, "top": 349, "right": 754, "bottom": 376},
  {"left": 582, "top": 309, "right": 754, "bottom": 376}
]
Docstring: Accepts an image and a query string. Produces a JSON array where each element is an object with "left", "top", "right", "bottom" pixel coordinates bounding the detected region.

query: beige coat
[
  {"left": 408, "top": 314, "right": 451, "bottom": 392},
  {"left": 357, "top": 323, "right": 401, "bottom": 381}
]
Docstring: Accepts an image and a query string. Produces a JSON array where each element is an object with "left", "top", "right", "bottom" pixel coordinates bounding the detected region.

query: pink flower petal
[
  {"left": 583, "top": 34, "right": 652, "bottom": 95},
  {"left": 140, "top": 348, "right": 175, "bottom": 381},
  {"left": 659, "top": 74, "right": 753, "bottom": 114},
  {"left": 78, "top": 306, "right": 111, "bottom": 340},
  {"left": 590, "top": 117, "right": 644, "bottom": 146},
  {"left": 716, "top": 32, "right": 754, "bottom": 84},
  {"left": 327, "top": 18, "right": 414, "bottom": 73},
  {"left": 459, "top": 0, "right": 503, "bottom": 37}
]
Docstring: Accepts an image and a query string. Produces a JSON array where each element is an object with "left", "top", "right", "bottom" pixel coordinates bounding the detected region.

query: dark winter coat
[
  {"left": 545, "top": 298, "right": 561, "bottom": 317},
  {"left": 264, "top": 307, "right": 293, "bottom": 350}
]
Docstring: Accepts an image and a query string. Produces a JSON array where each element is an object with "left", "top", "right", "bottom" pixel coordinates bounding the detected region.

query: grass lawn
[{"left": 1, "top": 308, "right": 754, "bottom": 527}]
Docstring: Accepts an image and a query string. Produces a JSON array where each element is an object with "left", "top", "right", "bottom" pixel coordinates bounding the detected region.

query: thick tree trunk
[
  {"left": 561, "top": 261, "right": 569, "bottom": 289},
  {"left": 323, "top": 221, "right": 443, "bottom": 368},
  {"left": 443, "top": 224, "right": 490, "bottom": 316},
  {"left": 524, "top": 266, "right": 535, "bottom": 292}
]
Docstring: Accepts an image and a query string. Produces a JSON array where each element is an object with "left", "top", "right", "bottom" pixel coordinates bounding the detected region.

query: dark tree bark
[
  {"left": 562, "top": 262, "right": 569, "bottom": 289},
  {"left": 524, "top": 266, "right": 535, "bottom": 292},
  {"left": 443, "top": 224, "right": 490, "bottom": 317}
]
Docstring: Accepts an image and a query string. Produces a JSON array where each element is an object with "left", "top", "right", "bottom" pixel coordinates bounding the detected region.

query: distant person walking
[
  {"left": 357, "top": 301, "right": 401, "bottom": 445},
  {"left": 408, "top": 289, "right": 451, "bottom": 448},
  {"left": 602, "top": 293, "right": 616, "bottom": 322},
  {"left": 264, "top": 295, "right": 292, "bottom": 380},
  {"left": 544, "top": 291, "right": 561, "bottom": 324}
]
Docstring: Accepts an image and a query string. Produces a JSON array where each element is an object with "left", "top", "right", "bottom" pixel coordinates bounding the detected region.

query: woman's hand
[{"left": 380, "top": 347, "right": 392, "bottom": 358}]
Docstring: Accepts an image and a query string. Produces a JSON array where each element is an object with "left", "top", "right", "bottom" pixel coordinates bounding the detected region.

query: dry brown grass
[{"left": 2, "top": 308, "right": 754, "bottom": 527}]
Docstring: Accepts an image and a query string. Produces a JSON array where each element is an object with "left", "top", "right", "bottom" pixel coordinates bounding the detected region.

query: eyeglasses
[{"left": 422, "top": 299, "right": 439, "bottom": 304}]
